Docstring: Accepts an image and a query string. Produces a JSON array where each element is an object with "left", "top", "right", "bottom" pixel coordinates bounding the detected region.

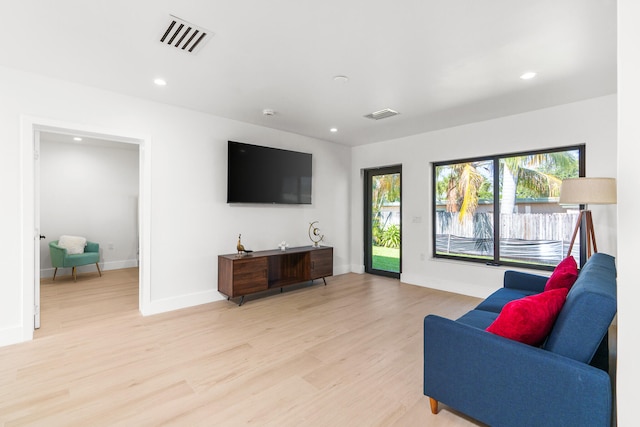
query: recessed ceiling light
[
  {"left": 520, "top": 72, "right": 537, "bottom": 80},
  {"left": 73, "top": 137, "right": 82, "bottom": 141},
  {"left": 333, "top": 75, "right": 349, "bottom": 84},
  {"left": 154, "top": 78, "right": 167, "bottom": 86},
  {"left": 330, "top": 128, "right": 338, "bottom": 133}
]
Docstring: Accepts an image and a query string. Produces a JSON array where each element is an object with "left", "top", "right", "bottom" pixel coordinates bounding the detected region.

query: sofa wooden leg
[
  {"left": 73, "top": 267, "right": 77, "bottom": 282},
  {"left": 53, "top": 268, "right": 57, "bottom": 280},
  {"left": 429, "top": 397, "right": 439, "bottom": 414},
  {"left": 96, "top": 263, "right": 102, "bottom": 277}
]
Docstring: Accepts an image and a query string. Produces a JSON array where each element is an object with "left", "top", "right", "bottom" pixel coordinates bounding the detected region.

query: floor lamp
[{"left": 559, "top": 177, "right": 617, "bottom": 259}]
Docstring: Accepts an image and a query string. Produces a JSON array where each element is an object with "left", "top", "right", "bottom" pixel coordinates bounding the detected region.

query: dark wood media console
[{"left": 218, "top": 246, "right": 333, "bottom": 305}]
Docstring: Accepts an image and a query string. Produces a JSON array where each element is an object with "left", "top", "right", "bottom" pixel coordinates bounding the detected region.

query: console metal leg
[
  {"left": 238, "top": 296, "right": 245, "bottom": 306},
  {"left": 323, "top": 277, "right": 327, "bottom": 286}
]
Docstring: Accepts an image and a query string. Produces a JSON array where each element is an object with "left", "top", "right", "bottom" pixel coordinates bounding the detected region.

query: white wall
[
  {"left": 0, "top": 65, "right": 351, "bottom": 346},
  {"left": 39, "top": 138, "right": 140, "bottom": 277},
  {"left": 616, "top": 1, "right": 638, "bottom": 425},
  {"left": 351, "top": 94, "right": 617, "bottom": 299}
]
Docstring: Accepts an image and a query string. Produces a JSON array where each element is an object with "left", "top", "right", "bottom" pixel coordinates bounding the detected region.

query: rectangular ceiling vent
[
  {"left": 364, "top": 108, "right": 400, "bottom": 120},
  {"left": 159, "top": 15, "right": 213, "bottom": 54}
]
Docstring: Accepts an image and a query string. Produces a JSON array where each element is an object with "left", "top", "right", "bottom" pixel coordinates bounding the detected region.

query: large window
[{"left": 433, "top": 145, "right": 584, "bottom": 269}]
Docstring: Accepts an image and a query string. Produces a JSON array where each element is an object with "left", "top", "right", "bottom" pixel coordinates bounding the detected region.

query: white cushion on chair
[{"left": 58, "top": 235, "right": 87, "bottom": 254}]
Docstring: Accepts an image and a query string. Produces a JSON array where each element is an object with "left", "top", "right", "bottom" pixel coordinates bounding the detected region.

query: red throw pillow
[
  {"left": 486, "top": 288, "right": 569, "bottom": 346},
  {"left": 544, "top": 256, "right": 578, "bottom": 292}
]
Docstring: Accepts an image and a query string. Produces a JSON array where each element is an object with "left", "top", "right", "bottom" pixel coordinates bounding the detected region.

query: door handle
[{"left": 39, "top": 235, "right": 46, "bottom": 240}]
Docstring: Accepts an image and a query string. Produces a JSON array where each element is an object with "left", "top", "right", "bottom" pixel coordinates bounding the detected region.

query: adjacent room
[
  {"left": 36, "top": 132, "right": 140, "bottom": 333},
  {"left": 1, "top": 1, "right": 638, "bottom": 426}
]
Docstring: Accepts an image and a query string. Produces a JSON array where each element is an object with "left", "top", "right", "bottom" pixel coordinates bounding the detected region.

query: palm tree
[
  {"left": 439, "top": 152, "right": 573, "bottom": 221},
  {"left": 438, "top": 162, "right": 488, "bottom": 223},
  {"left": 500, "top": 153, "right": 571, "bottom": 215},
  {"left": 372, "top": 174, "right": 400, "bottom": 220}
]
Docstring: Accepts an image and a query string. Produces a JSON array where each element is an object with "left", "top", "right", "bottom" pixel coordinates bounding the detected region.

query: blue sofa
[{"left": 423, "top": 253, "right": 617, "bottom": 427}]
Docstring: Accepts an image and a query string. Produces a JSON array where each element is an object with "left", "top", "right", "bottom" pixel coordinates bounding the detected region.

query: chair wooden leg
[
  {"left": 429, "top": 397, "right": 439, "bottom": 414},
  {"left": 73, "top": 266, "right": 77, "bottom": 282},
  {"left": 96, "top": 263, "right": 102, "bottom": 277},
  {"left": 53, "top": 268, "right": 57, "bottom": 280}
]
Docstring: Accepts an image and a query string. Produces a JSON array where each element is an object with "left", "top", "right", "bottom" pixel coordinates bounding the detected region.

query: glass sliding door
[{"left": 364, "top": 165, "right": 401, "bottom": 278}]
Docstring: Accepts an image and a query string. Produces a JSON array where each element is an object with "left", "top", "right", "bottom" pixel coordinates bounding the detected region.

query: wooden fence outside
[{"left": 435, "top": 212, "right": 578, "bottom": 242}]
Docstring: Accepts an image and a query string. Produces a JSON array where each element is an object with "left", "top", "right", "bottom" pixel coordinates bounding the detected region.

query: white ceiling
[{"left": 1, "top": 0, "right": 617, "bottom": 146}]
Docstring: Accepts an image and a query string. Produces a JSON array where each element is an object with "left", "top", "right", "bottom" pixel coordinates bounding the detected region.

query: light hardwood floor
[{"left": 0, "top": 269, "right": 615, "bottom": 426}]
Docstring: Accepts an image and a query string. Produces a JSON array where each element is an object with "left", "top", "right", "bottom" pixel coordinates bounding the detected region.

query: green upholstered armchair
[{"left": 49, "top": 240, "right": 102, "bottom": 281}]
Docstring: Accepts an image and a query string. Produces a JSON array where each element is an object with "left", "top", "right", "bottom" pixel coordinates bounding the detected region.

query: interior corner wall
[
  {"left": 616, "top": 0, "right": 639, "bottom": 424},
  {"left": 39, "top": 139, "right": 140, "bottom": 277},
  {"left": 0, "top": 65, "right": 351, "bottom": 347},
  {"left": 351, "top": 94, "right": 617, "bottom": 299}
]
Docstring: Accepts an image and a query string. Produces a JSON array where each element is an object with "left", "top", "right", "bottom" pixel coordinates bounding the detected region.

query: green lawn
[{"left": 372, "top": 245, "right": 400, "bottom": 272}]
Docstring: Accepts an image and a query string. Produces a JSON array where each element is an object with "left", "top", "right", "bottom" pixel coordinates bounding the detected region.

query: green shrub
[{"left": 380, "top": 224, "right": 400, "bottom": 248}]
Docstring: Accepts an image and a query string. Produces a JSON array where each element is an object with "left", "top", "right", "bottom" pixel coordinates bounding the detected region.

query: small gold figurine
[{"left": 237, "top": 234, "right": 253, "bottom": 254}]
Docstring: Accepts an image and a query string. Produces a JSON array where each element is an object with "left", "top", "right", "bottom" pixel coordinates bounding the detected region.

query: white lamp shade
[{"left": 559, "top": 177, "right": 617, "bottom": 205}]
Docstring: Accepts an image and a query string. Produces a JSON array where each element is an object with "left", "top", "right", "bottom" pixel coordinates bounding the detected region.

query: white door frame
[
  {"left": 20, "top": 116, "right": 152, "bottom": 341},
  {"left": 34, "top": 130, "right": 41, "bottom": 329}
]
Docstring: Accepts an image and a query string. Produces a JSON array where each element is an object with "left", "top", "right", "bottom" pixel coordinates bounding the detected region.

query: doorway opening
[
  {"left": 21, "top": 116, "right": 151, "bottom": 341},
  {"left": 364, "top": 165, "right": 402, "bottom": 278},
  {"left": 35, "top": 131, "right": 141, "bottom": 335}
]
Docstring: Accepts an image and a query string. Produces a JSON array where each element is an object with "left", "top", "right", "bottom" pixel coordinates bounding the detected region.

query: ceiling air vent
[
  {"left": 364, "top": 108, "right": 400, "bottom": 120},
  {"left": 159, "top": 15, "right": 213, "bottom": 54}
]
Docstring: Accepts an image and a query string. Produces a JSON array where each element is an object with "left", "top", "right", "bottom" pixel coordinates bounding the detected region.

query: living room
[{"left": 0, "top": 1, "right": 638, "bottom": 425}]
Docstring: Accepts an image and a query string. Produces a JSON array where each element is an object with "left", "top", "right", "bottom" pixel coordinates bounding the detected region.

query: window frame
[{"left": 432, "top": 144, "right": 585, "bottom": 271}]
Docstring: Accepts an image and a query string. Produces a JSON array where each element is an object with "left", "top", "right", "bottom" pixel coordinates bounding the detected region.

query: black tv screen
[{"left": 227, "top": 141, "right": 312, "bottom": 204}]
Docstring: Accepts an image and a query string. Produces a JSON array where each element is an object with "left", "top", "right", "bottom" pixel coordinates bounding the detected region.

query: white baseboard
[
  {"left": 144, "top": 263, "right": 352, "bottom": 316},
  {"left": 351, "top": 264, "right": 365, "bottom": 274},
  {"left": 401, "top": 272, "right": 497, "bottom": 299},
  {"left": 143, "top": 289, "right": 223, "bottom": 316},
  {"left": 40, "top": 259, "right": 139, "bottom": 278},
  {"left": 0, "top": 324, "right": 29, "bottom": 347},
  {"left": 333, "top": 263, "right": 352, "bottom": 276}
]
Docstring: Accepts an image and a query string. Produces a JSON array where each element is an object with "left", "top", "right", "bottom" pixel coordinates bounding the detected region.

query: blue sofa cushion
[
  {"left": 503, "top": 270, "right": 548, "bottom": 292},
  {"left": 474, "top": 288, "right": 538, "bottom": 313},
  {"left": 456, "top": 309, "right": 498, "bottom": 330}
]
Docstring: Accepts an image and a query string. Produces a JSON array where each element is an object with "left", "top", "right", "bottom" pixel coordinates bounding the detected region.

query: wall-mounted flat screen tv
[{"left": 227, "top": 141, "right": 312, "bottom": 204}]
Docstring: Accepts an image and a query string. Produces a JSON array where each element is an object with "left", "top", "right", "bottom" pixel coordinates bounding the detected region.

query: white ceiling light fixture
[
  {"left": 154, "top": 78, "right": 167, "bottom": 86},
  {"left": 364, "top": 108, "right": 400, "bottom": 120},
  {"left": 73, "top": 137, "right": 82, "bottom": 141},
  {"left": 159, "top": 15, "right": 213, "bottom": 54},
  {"left": 520, "top": 71, "right": 537, "bottom": 80},
  {"left": 330, "top": 128, "right": 338, "bottom": 133},
  {"left": 263, "top": 108, "right": 275, "bottom": 116},
  {"left": 333, "top": 75, "right": 349, "bottom": 84}
]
